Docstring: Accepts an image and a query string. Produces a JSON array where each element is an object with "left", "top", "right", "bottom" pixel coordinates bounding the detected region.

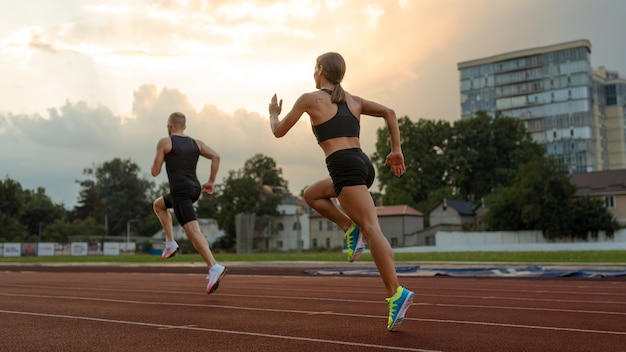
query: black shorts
[
  {"left": 163, "top": 186, "right": 201, "bottom": 226},
  {"left": 325, "top": 148, "right": 375, "bottom": 196}
]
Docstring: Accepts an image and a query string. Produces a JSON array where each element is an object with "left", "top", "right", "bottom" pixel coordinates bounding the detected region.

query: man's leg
[
  {"left": 182, "top": 220, "right": 225, "bottom": 294},
  {"left": 153, "top": 197, "right": 175, "bottom": 242},
  {"left": 182, "top": 220, "right": 217, "bottom": 267}
]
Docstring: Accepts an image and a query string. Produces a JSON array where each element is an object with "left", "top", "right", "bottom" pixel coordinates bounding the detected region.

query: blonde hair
[{"left": 317, "top": 52, "right": 346, "bottom": 103}]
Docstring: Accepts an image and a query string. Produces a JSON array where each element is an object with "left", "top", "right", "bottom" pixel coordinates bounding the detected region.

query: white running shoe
[
  {"left": 161, "top": 243, "right": 180, "bottom": 260},
  {"left": 206, "top": 264, "right": 226, "bottom": 294}
]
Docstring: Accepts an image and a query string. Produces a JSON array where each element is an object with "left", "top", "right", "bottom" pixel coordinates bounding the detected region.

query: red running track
[{"left": 0, "top": 264, "right": 625, "bottom": 352}]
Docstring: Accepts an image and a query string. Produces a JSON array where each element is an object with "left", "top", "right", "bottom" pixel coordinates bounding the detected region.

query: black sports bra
[{"left": 311, "top": 89, "right": 360, "bottom": 143}]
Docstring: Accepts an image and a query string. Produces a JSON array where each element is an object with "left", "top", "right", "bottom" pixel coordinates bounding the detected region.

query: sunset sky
[{"left": 2, "top": 0, "right": 626, "bottom": 207}]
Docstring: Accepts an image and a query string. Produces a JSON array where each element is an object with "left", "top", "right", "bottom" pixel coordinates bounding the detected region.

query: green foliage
[
  {"left": 373, "top": 112, "right": 539, "bottom": 213},
  {"left": 0, "top": 177, "right": 67, "bottom": 241},
  {"left": 0, "top": 176, "right": 25, "bottom": 218},
  {"left": 373, "top": 117, "right": 453, "bottom": 208},
  {"left": 373, "top": 111, "right": 616, "bottom": 239},
  {"left": 448, "top": 111, "right": 541, "bottom": 200},
  {"left": 74, "top": 158, "right": 154, "bottom": 236},
  {"left": 484, "top": 156, "right": 617, "bottom": 239},
  {"left": 570, "top": 197, "right": 619, "bottom": 240},
  {"left": 198, "top": 154, "right": 287, "bottom": 250},
  {"left": 44, "top": 217, "right": 106, "bottom": 242},
  {"left": 20, "top": 187, "right": 66, "bottom": 239}
]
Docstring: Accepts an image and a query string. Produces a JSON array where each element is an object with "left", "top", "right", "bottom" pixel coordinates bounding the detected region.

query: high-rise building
[
  {"left": 458, "top": 39, "right": 626, "bottom": 173},
  {"left": 593, "top": 66, "right": 626, "bottom": 170}
]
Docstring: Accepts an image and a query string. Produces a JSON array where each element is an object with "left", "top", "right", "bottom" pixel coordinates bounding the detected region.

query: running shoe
[
  {"left": 345, "top": 222, "right": 365, "bottom": 262},
  {"left": 386, "top": 286, "right": 415, "bottom": 331},
  {"left": 161, "top": 243, "right": 180, "bottom": 260},
  {"left": 206, "top": 264, "right": 226, "bottom": 294}
]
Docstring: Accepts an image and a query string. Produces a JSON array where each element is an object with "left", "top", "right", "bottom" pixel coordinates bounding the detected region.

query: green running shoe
[
  {"left": 345, "top": 222, "right": 365, "bottom": 262},
  {"left": 386, "top": 286, "right": 415, "bottom": 331}
]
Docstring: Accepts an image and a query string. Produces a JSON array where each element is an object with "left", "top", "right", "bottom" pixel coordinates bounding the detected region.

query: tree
[
  {"left": 485, "top": 156, "right": 576, "bottom": 238},
  {"left": 0, "top": 177, "right": 28, "bottom": 240},
  {"left": 372, "top": 117, "right": 453, "bottom": 209},
  {"left": 243, "top": 153, "right": 289, "bottom": 192},
  {"left": 447, "top": 111, "right": 543, "bottom": 201},
  {"left": 201, "top": 154, "right": 287, "bottom": 250},
  {"left": 20, "top": 187, "right": 67, "bottom": 241},
  {"left": 43, "top": 217, "right": 106, "bottom": 243},
  {"left": 570, "top": 197, "right": 619, "bottom": 240},
  {"left": 372, "top": 112, "right": 541, "bottom": 213},
  {"left": 74, "top": 158, "right": 154, "bottom": 236}
]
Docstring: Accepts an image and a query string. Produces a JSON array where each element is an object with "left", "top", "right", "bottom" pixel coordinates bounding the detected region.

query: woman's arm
[
  {"left": 360, "top": 97, "right": 406, "bottom": 177},
  {"left": 269, "top": 93, "right": 309, "bottom": 137}
]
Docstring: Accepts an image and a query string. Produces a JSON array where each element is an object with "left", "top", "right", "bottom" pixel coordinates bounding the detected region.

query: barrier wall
[
  {"left": 393, "top": 229, "right": 626, "bottom": 253},
  {"left": 0, "top": 242, "right": 136, "bottom": 257}
]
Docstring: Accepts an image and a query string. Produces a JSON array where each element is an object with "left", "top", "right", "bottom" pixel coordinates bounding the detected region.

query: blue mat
[{"left": 304, "top": 265, "right": 626, "bottom": 278}]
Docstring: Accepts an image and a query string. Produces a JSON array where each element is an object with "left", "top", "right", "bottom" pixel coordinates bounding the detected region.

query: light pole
[{"left": 126, "top": 219, "right": 139, "bottom": 252}]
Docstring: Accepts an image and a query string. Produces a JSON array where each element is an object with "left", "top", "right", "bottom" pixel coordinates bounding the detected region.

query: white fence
[
  {"left": 0, "top": 242, "right": 137, "bottom": 257},
  {"left": 394, "top": 229, "right": 626, "bottom": 253}
]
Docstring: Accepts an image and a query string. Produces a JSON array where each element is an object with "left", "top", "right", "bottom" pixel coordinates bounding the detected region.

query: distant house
[
  {"left": 309, "top": 204, "right": 424, "bottom": 249},
  {"left": 429, "top": 199, "right": 479, "bottom": 227},
  {"left": 569, "top": 169, "right": 626, "bottom": 225},
  {"left": 152, "top": 218, "right": 225, "bottom": 244},
  {"left": 376, "top": 205, "right": 424, "bottom": 247}
]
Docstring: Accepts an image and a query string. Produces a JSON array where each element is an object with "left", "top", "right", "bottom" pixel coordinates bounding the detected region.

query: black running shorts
[
  {"left": 325, "top": 148, "right": 375, "bottom": 196},
  {"left": 163, "top": 186, "right": 201, "bottom": 226}
]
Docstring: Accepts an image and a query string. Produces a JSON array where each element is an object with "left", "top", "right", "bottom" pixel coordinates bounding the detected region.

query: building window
[
  {"left": 391, "top": 238, "right": 398, "bottom": 247},
  {"left": 605, "top": 196, "right": 616, "bottom": 209},
  {"left": 326, "top": 221, "right": 333, "bottom": 231},
  {"left": 312, "top": 238, "right": 317, "bottom": 249},
  {"left": 276, "top": 240, "right": 283, "bottom": 248},
  {"left": 276, "top": 223, "right": 284, "bottom": 231},
  {"left": 325, "top": 237, "right": 331, "bottom": 249},
  {"left": 605, "top": 85, "right": 617, "bottom": 106},
  {"left": 293, "top": 222, "right": 301, "bottom": 230},
  {"left": 318, "top": 220, "right": 322, "bottom": 231}
]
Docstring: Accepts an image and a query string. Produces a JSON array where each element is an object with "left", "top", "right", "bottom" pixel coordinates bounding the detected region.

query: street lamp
[{"left": 126, "top": 219, "right": 140, "bottom": 252}]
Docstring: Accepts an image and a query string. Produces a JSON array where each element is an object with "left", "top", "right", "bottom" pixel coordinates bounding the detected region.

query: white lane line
[
  {"left": 415, "top": 302, "right": 626, "bottom": 316},
  {"left": 1, "top": 292, "right": 625, "bottom": 336},
  {"left": 2, "top": 282, "right": 626, "bottom": 306},
  {"left": 3, "top": 289, "right": 626, "bottom": 315},
  {"left": 414, "top": 317, "right": 626, "bottom": 336},
  {"left": 0, "top": 310, "right": 440, "bottom": 352}
]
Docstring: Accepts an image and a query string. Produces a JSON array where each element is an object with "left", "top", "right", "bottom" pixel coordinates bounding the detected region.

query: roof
[
  {"left": 441, "top": 199, "right": 477, "bottom": 216},
  {"left": 457, "top": 39, "right": 591, "bottom": 69},
  {"left": 375, "top": 205, "right": 423, "bottom": 217},
  {"left": 569, "top": 169, "right": 626, "bottom": 196},
  {"left": 309, "top": 204, "right": 423, "bottom": 218}
]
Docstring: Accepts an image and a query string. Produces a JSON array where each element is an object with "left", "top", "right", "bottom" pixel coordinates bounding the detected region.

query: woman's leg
[
  {"left": 303, "top": 177, "right": 353, "bottom": 232},
  {"left": 337, "top": 185, "right": 399, "bottom": 297}
]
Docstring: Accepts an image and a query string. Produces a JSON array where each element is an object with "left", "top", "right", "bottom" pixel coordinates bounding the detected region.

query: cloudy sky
[{"left": 1, "top": 0, "right": 626, "bottom": 208}]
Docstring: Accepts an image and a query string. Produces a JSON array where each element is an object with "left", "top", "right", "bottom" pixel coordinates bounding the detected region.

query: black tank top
[
  {"left": 312, "top": 89, "right": 360, "bottom": 143},
  {"left": 164, "top": 135, "right": 201, "bottom": 190}
]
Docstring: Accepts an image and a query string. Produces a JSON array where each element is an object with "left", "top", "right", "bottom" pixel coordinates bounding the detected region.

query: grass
[{"left": 1, "top": 250, "right": 625, "bottom": 264}]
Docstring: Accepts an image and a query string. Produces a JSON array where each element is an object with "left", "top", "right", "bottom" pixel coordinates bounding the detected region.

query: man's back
[{"left": 165, "top": 135, "right": 200, "bottom": 190}]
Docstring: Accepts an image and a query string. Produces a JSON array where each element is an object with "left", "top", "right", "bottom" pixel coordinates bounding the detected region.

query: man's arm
[
  {"left": 197, "top": 140, "right": 220, "bottom": 194},
  {"left": 151, "top": 137, "right": 170, "bottom": 177}
]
